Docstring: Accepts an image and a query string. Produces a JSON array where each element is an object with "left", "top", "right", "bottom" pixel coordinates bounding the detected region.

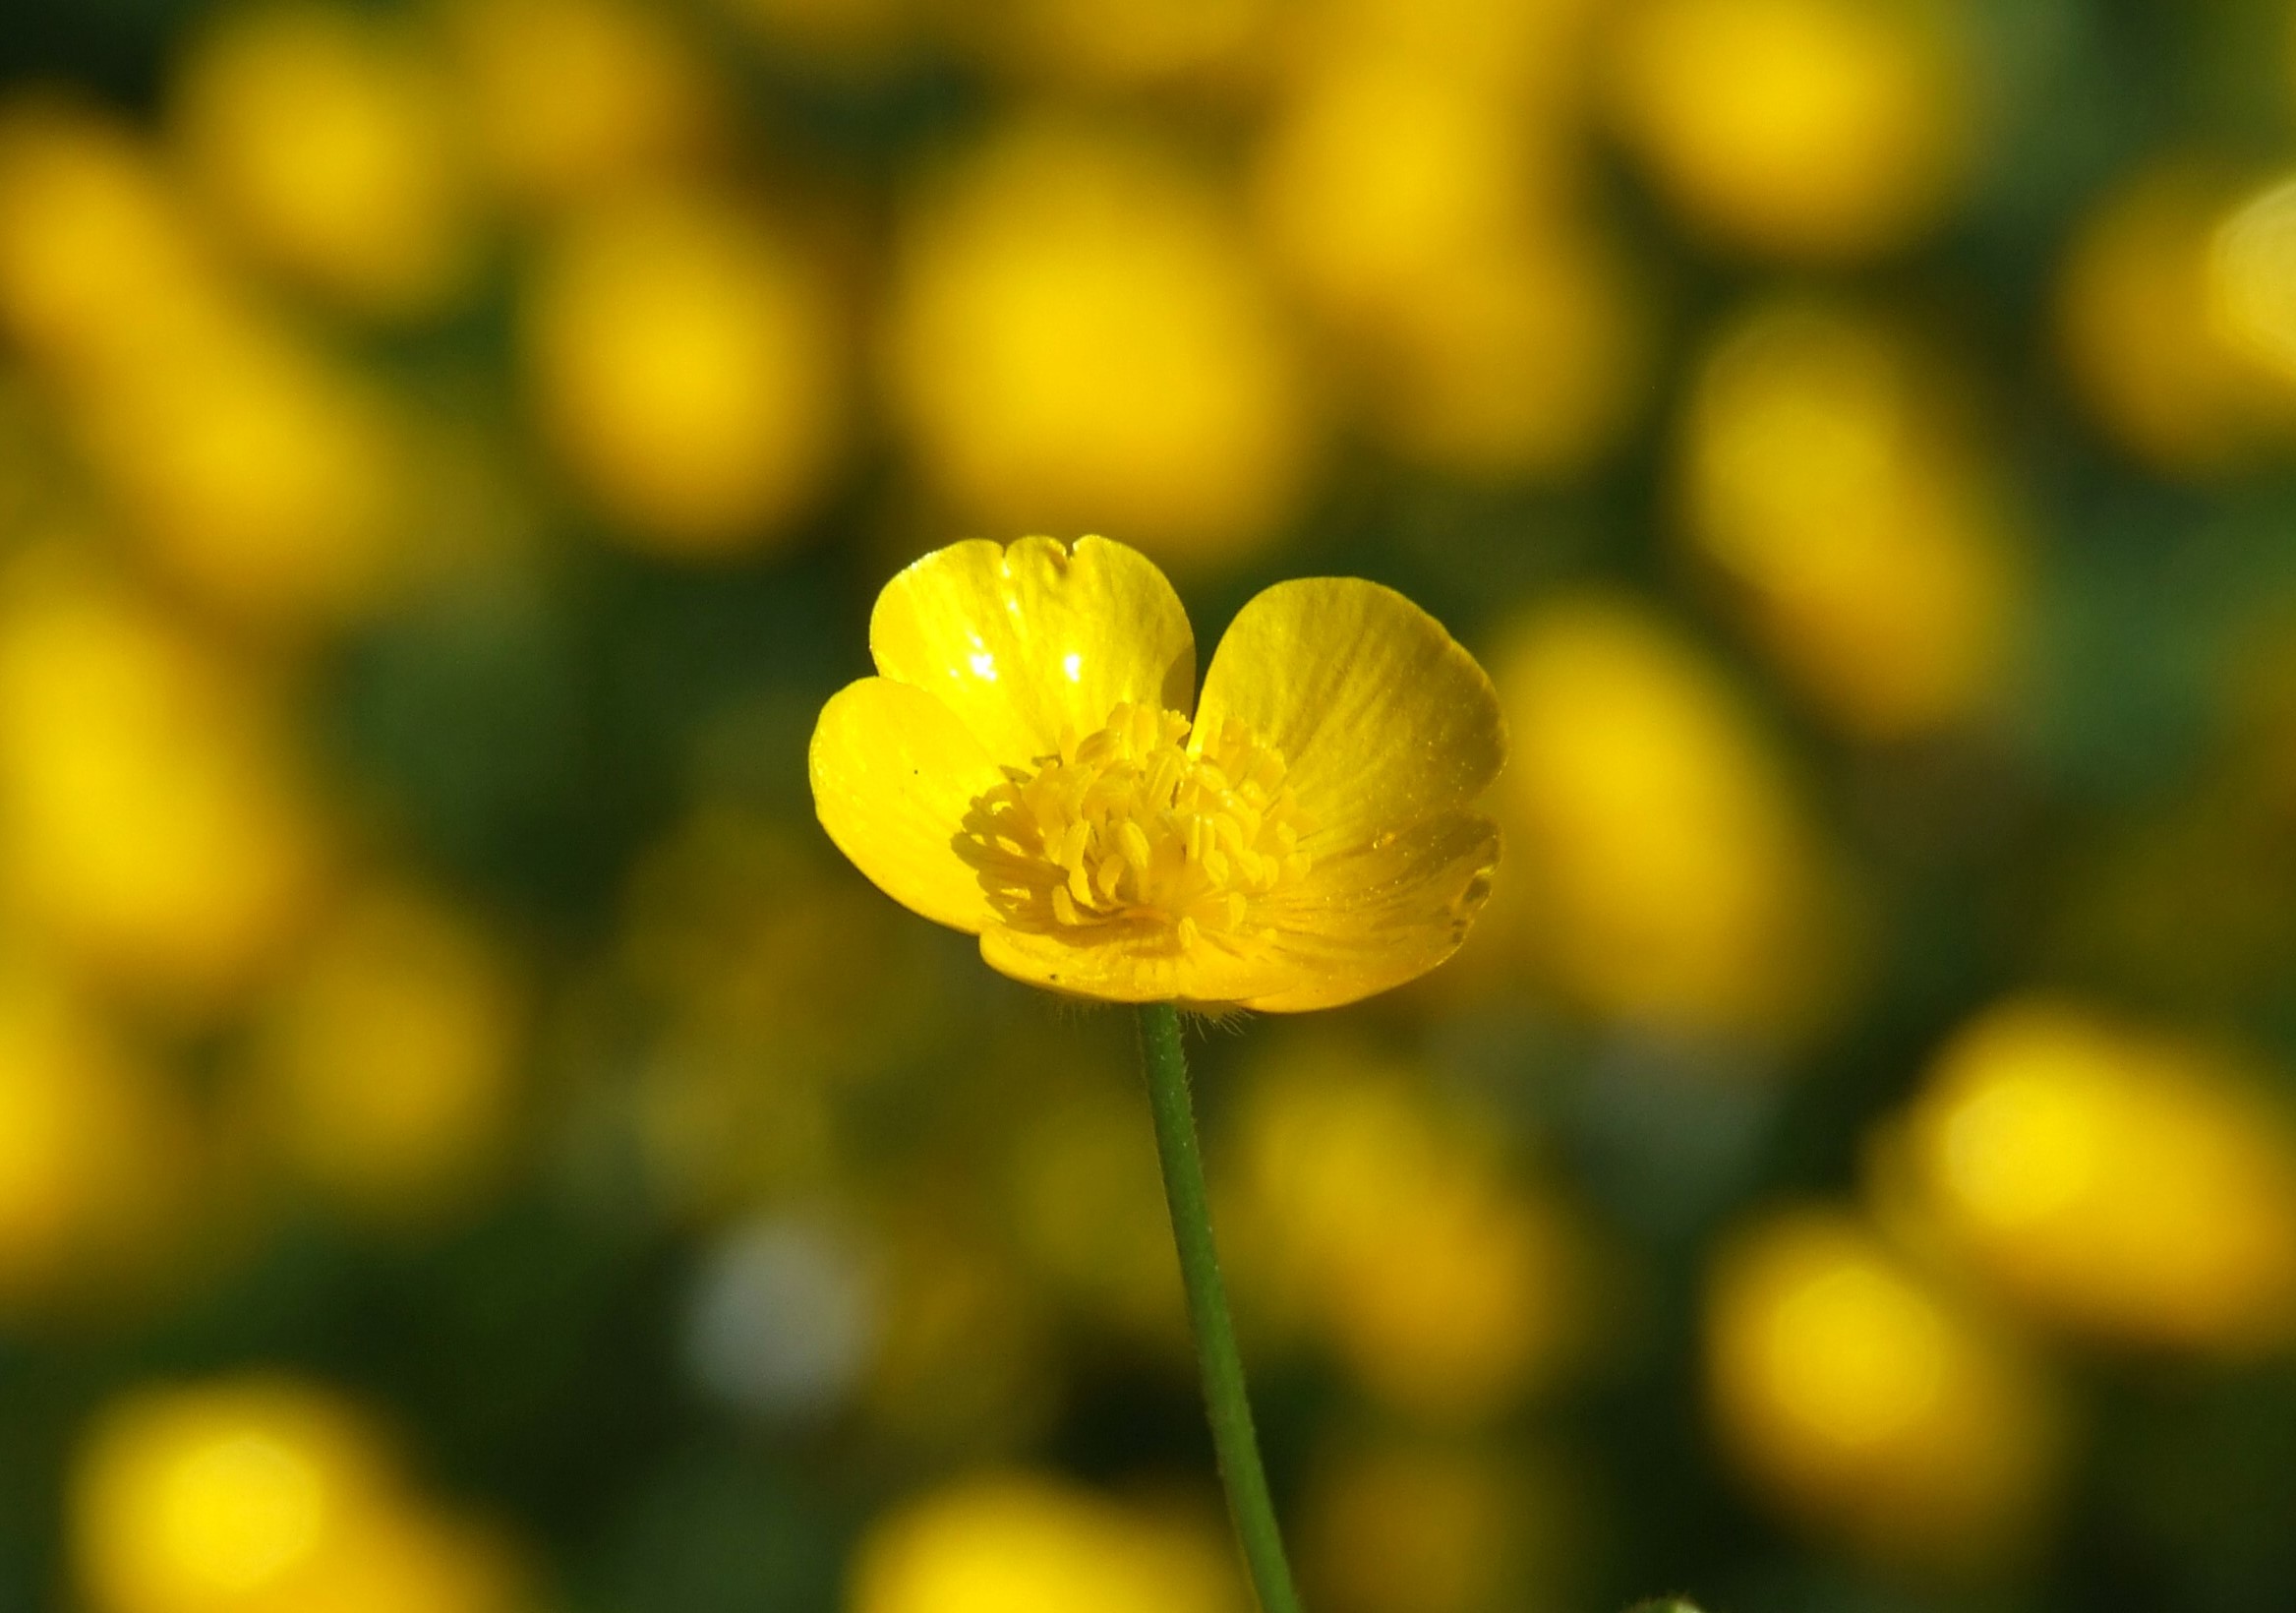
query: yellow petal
[
  {"left": 978, "top": 925, "right": 1290, "bottom": 1009},
  {"left": 1194, "top": 578, "right": 1504, "bottom": 852},
  {"left": 869, "top": 535, "right": 1195, "bottom": 770},
  {"left": 808, "top": 677, "right": 1003, "bottom": 934},
  {"left": 1240, "top": 810, "right": 1502, "bottom": 1011}
]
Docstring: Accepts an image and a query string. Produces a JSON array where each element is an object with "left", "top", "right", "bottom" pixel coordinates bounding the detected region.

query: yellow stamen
[{"left": 959, "top": 700, "right": 1317, "bottom": 953}]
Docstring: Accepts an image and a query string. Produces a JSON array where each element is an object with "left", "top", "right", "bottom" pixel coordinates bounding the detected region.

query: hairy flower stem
[{"left": 1138, "top": 1002, "right": 1303, "bottom": 1613}]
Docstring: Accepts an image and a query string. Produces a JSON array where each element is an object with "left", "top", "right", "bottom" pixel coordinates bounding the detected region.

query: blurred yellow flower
[
  {"left": 1706, "top": 1207, "right": 2059, "bottom": 1567},
  {"left": 0, "top": 102, "right": 407, "bottom": 627},
  {"left": 0, "top": 98, "right": 229, "bottom": 375},
  {"left": 73, "top": 1376, "right": 524, "bottom": 1613},
  {"left": 1484, "top": 594, "right": 1847, "bottom": 1043},
  {"left": 1680, "top": 298, "right": 2020, "bottom": 739},
  {"left": 883, "top": 127, "right": 1314, "bottom": 570},
  {"left": 2209, "top": 171, "right": 2296, "bottom": 388},
  {"left": 74, "top": 1378, "right": 396, "bottom": 1613},
  {"left": 1221, "top": 1046, "right": 1579, "bottom": 1421},
  {"left": 1252, "top": 59, "right": 1650, "bottom": 480},
  {"left": 273, "top": 1510, "right": 526, "bottom": 1613},
  {"left": 439, "top": 0, "right": 725, "bottom": 214},
  {"left": 169, "top": 3, "right": 477, "bottom": 319},
  {"left": 65, "top": 321, "right": 406, "bottom": 627},
  {"left": 0, "top": 957, "right": 205, "bottom": 1315},
  {"left": 0, "top": 553, "right": 327, "bottom": 1011},
  {"left": 849, "top": 1471, "right": 1241, "bottom": 1613},
  {"left": 1254, "top": 61, "right": 1541, "bottom": 327},
  {"left": 1606, "top": 0, "right": 1974, "bottom": 260},
  {"left": 1286, "top": 0, "right": 1609, "bottom": 108},
  {"left": 246, "top": 879, "right": 525, "bottom": 1225},
  {"left": 1869, "top": 997, "right": 2296, "bottom": 1354},
  {"left": 1372, "top": 226, "right": 1650, "bottom": 481},
  {"left": 2057, "top": 157, "right": 2296, "bottom": 477},
  {"left": 809, "top": 535, "right": 1503, "bottom": 1009},
  {"left": 522, "top": 188, "right": 846, "bottom": 557}
]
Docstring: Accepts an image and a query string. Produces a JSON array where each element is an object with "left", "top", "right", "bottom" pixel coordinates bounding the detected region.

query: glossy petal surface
[
  {"left": 809, "top": 676, "right": 1004, "bottom": 933},
  {"left": 1240, "top": 809, "right": 1502, "bottom": 1010},
  {"left": 1193, "top": 577, "right": 1504, "bottom": 852},
  {"left": 978, "top": 923, "right": 1291, "bottom": 1008},
  {"left": 870, "top": 535, "right": 1194, "bottom": 770}
]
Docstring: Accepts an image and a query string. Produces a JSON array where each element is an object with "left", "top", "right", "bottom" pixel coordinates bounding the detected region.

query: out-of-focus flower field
[{"left": 3, "top": 0, "right": 2296, "bottom": 1608}]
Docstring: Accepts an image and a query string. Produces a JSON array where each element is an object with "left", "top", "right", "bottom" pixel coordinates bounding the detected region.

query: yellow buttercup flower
[
  {"left": 438, "top": 0, "right": 726, "bottom": 216},
  {"left": 2057, "top": 157, "right": 2296, "bottom": 477},
  {"left": 168, "top": 3, "right": 476, "bottom": 320},
  {"left": 0, "top": 550, "right": 329, "bottom": 1010},
  {"left": 1705, "top": 1207, "right": 2060, "bottom": 1568},
  {"left": 850, "top": 1470, "right": 1240, "bottom": 1613},
  {"left": 73, "top": 1375, "right": 530, "bottom": 1613},
  {"left": 1869, "top": 997, "right": 2296, "bottom": 1354},
  {"left": 0, "top": 98, "right": 230, "bottom": 376},
  {"left": 0, "top": 956, "right": 206, "bottom": 1316},
  {"left": 1680, "top": 297, "right": 2020, "bottom": 739},
  {"left": 1606, "top": 0, "right": 1974, "bottom": 262},
  {"left": 1251, "top": 56, "right": 1653, "bottom": 481},
  {"left": 520, "top": 187, "right": 846, "bottom": 556},
  {"left": 73, "top": 1377, "right": 396, "bottom": 1613},
  {"left": 882, "top": 129, "right": 1315, "bottom": 571},
  {"left": 65, "top": 319, "right": 406, "bottom": 627},
  {"left": 2208, "top": 172, "right": 2296, "bottom": 388},
  {"left": 246, "top": 878, "right": 526, "bottom": 1225},
  {"left": 1219, "top": 1042, "right": 1581, "bottom": 1419},
  {"left": 809, "top": 536, "right": 1503, "bottom": 1010},
  {"left": 1482, "top": 594, "right": 1849, "bottom": 1042}
]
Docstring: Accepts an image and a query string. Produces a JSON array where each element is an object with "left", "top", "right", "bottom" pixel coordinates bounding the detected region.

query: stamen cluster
[{"left": 963, "top": 701, "right": 1315, "bottom": 950}]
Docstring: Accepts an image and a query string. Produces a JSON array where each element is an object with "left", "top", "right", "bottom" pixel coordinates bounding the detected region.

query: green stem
[{"left": 1137, "top": 1002, "right": 1303, "bottom": 1613}]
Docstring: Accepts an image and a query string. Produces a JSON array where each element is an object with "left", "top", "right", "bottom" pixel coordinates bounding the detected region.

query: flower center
[{"left": 962, "top": 702, "right": 1316, "bottom": 949}]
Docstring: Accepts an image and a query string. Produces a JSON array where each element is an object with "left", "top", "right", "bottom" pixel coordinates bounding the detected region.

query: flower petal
[
  {"left": 809, "top": 677, "right": 1004, "bottom": 934},
  {"left": 977, "top": 812, "right": 1500, "bottom": 1010},
  {"left": 870, "top": 535, "right": 1195, "bottom": 770},
  {"left": 1193, "top": 578, "right": 1504, "bottom": 853},
  {"left": 1238, "top": 809, "right": 1502, "bottom": 1011},
  {"left": 978, "top": 925, "right": 1292, "bottom": 1008}
]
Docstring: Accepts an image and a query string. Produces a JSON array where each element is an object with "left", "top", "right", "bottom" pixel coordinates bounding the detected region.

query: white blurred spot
[{"left": 682, "top": 1212, "right": 877, "bottom": 1421}]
